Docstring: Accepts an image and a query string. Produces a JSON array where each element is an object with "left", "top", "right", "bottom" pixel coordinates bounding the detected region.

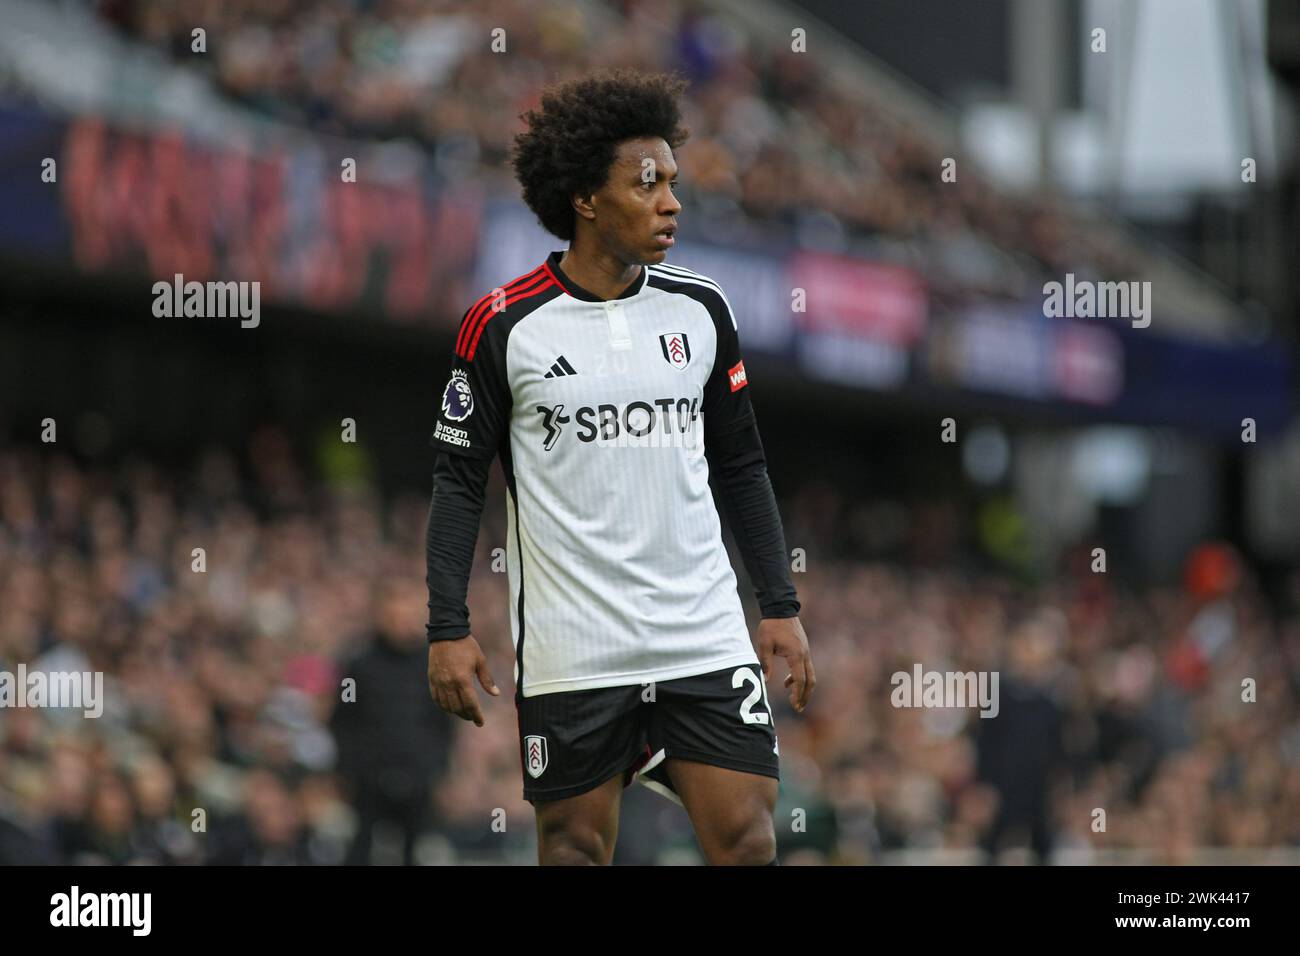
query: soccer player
[{"left": 425, "top": 69, "right": 814, "bottom": 866}]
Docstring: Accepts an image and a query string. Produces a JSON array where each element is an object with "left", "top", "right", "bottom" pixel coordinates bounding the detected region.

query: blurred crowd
[
  {"left": 88, "top": 0, "right": 1140, "bottom": 309},
  {"left": 1, "top": 429, "right": 1297, "bottom": 865}
]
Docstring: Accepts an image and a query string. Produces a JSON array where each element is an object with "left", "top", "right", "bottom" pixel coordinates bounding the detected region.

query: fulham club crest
[
  {"left": 524, "top": 735, "right": 548, "bottom": 778},
  {"left": 659, "top": 332, "right": 691, "bottom": 370}
]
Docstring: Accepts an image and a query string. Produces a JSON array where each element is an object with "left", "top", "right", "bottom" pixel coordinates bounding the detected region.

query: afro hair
[{"left": 511, "top": 69, "right": 690, "bottom": 241}]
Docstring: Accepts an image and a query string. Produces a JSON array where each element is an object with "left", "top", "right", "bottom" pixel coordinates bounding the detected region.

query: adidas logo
[{"left": 543, "top": 355, "right": 578, "bottom": 378}]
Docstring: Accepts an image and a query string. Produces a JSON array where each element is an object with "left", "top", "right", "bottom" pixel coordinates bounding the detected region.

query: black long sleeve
[
  {"left": 426, "top": 450, "right": 492, "bottom": 642},
  {"left": 704, "top": 418, "right": 801, "bottom": 619}
]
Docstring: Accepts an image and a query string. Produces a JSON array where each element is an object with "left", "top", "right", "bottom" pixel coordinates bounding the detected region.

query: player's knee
[
  {"left": 537, "top": 822, "right": 613, "bottom": 865},
  {"left": 711, "top": 813, "right": 776, "bottom": 866}
]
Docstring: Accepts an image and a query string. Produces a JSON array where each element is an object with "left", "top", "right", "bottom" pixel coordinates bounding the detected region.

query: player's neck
[{"left": 558, "top": 245, "right": 641, "bottom": 302}]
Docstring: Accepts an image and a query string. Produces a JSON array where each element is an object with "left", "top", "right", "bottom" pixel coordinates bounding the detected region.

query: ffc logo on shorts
[{"left": 525, "top": 735, "right": 548, "bottom": 778}]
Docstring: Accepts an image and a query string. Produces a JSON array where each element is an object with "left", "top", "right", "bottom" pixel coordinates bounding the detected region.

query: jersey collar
[{"left": 544, "top": 250, "right": 647, "bottom": 302}]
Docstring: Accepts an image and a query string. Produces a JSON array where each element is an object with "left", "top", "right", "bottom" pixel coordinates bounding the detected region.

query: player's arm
[
  {"left": 425, "top": 306, "right": 511, "bottom": 726},
  {"left": 701, "top": 297, "right": 815, "bottom": 712},
  {"left": 426, "top": 450, "right": 499, "bottom": 726}
]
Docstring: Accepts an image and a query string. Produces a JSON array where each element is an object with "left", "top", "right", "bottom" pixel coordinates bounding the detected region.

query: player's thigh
[
  {"left": 533, "top": 772, "right": 626, "bottom": 864},
  {"left": 663, "top": 758, "right": 778, "bottom": 862},
  {"left": 651, "top": 664, "right": 780, "bottom": 861}
]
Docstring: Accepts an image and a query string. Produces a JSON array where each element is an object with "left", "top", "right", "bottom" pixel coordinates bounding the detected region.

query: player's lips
[{"left": 654, "top": 226, "right": 676, "bottom": 248}]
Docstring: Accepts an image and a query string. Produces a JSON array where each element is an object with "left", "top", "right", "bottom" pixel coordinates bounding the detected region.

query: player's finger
[
  {"left": 439, "top": 678, "right": 465, "bottom": 718},
  {"left": 797, "top": 663, "right": 813, "bottom": 709},
  {"left": 476, "top": 656, "right": 500, "bottom": 697},
  {"left": 455, "top": 681, "right": 485, "bottom": 727},
  {"left": 432, "top": 682, "right": 453, "bottom": 715},
  {"left": 442, "top": 681, "right": 464, "bottom": 717},
  {"left": 801, "top": 653, "right": 817, "bottom": 708},
  {"left": 787, "top": 655, "right": 808, "bottom": 712}
]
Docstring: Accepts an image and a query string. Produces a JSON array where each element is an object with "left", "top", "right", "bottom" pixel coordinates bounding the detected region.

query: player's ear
[{"left": 571, "top": 190, "right": 596, "bottom": 222}]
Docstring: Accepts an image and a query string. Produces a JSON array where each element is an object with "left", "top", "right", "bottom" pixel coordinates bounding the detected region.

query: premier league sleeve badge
[{"left": 441, "top": 368, "right": 474, "bottom": 422}]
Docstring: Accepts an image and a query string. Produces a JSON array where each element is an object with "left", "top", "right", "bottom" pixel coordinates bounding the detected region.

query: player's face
[{"left": 592, "top": 137, "right": 681, "bottom": 265}]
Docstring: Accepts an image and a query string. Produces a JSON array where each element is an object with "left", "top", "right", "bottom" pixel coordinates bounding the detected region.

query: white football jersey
[{"left": 432, "top": 250, "right": 761, "bottom": 697}]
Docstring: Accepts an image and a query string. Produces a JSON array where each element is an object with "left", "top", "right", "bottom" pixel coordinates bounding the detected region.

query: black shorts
[{"left": 516, "top": 664, "right": 780, "bottom": 804}]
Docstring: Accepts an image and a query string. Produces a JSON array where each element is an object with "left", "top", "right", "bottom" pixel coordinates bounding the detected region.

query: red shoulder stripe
[
  {"left": 464, "top": 277, "right": 556, "bottom": 361},
  {"left": 455, "top": 266, "right": 545, "bottom": 357},
  {"left": 455, "top": 266, "right": 547, "bottom": 357},
  {"left": 460, "top": 270, "right": 551, "bottom": 361},
  {"left": 459, "top": 271, "right": 552, "bottom": 360}
]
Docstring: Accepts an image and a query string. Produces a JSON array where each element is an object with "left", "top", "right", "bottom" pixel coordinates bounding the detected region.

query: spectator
[{"left": 330, "top": 576, "right": 457, "bottom": 865}]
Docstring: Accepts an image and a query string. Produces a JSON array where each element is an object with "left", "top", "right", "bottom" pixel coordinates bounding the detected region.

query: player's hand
[
  {"left": 427, "top": 634, "right": 500, "bottom": 727},
  {"left": 756, "top": 616, "right": 815, "bottom": 713}
]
